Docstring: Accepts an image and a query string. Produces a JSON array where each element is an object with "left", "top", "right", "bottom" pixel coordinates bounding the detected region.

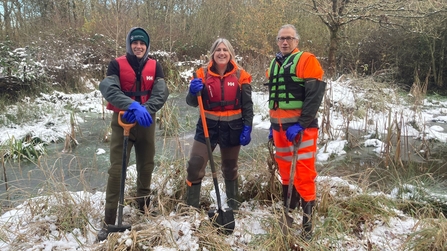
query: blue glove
[
  {"left": 126, "top": 101, "right": 152, "bottom": 127},
  {"left": 286, "top": 123, "right": 304, "bottom": 142},
  {"left": 240, "top": 125, "right": 252, "bottom": 146},
  {"left": 189, "top": 78, "right": 203, "bottom": 95},
  {"left": 268, "top": 127, "right": 273, "bottom": 140},
  {"left": 123, "top": 110, "right": 136, "bottom": 123}
]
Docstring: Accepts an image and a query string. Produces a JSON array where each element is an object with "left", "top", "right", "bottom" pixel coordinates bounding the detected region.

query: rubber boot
[
  {"left": 301, "top": 199, "right": 315, "bottom": 242},
  {"left": 97, "top": 208, "right": 117, "bottom": 241},
  {"left": 136, "top": 196, "right": 151, "bottom": 215},
  {"left": 186, "top": 182, "right": 201, "bottom": 208},
  {"left": 225, "top": 179, "right": 240, "bottom": 211},
  {"left": 282, "top": 184, "right": 301, "bottom": 211}
]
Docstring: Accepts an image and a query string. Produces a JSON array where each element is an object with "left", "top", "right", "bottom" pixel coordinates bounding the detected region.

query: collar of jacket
[
  {"left": 207, "top": 60, "right": 238, "bottom": 78},
  {"left": 276, "top": 48, "right": 300, "bottom": 65}
]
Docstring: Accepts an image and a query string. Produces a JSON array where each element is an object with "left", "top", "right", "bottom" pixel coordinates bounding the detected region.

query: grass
[
  {"left": 1, "top": 137, "right": 447, "bottom": 250},
  {"left": 1, "top": 135, "right": 47, "bottom": 161},
  {"left": 404, "top": 215, "right": 447, "bottom": 250},
  {"left": 1, "top": 76, "right": 447, "bottom": 250}
]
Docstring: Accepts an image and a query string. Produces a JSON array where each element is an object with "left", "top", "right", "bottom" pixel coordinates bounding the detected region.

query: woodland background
[
  {"left": 0, "top": 0, "right": 447, "bottom": 99},
  {"left": 1, "top": 2, "right": 447, "bottom": 250}
]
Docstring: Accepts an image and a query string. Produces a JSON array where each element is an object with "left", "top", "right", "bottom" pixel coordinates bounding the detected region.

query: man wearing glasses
[{"left": 266, "top": 24, "right": 326, "bottom": 242}]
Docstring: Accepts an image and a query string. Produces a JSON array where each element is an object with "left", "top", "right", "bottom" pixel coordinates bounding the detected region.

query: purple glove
[
  {"left": 125, "top": 101, "right": 152, "bottom": 127},
  {"left": 240, "top": 125, "right": 252, "bottom": 146},
  {"left": 189, "top": 78, "right": 203, "bottom": 95},
  {"left": 286, "top": 123, "right": 304, "bottom": 142},
  {"left": 268, "top": 127, "right": 273, "bottom": 140}
]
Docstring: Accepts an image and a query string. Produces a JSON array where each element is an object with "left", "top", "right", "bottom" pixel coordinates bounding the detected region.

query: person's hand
[
  {"left": 123, "top": 110, "right": 136, "bottom": 123},
  {"left": 127, "top": 101, "right": 152, "bottom": 127},
  {"left": 189, "top": 78, "right": 203, "bottom": 95},
  {"left": 268, "top": 127, "right": 273, "bottom": 140},
  {"left": 240, "top": 125, "right": 252, "bottom": 146},
  {"left": 286, "top": 123, "right": 304, "bottom": 142}
]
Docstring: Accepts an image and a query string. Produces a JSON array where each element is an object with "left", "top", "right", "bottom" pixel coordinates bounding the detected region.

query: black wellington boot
[
  {"left": 225, "top": 179, "right": 241, "bottom": 211},
  {"left": 136, "top": 196, "right": 151, "bottom": 215},
  {"left": 97, "top": 208, "right": 117, "bottom": 242},
  {"left": 282, "top": 184, "right": 301, "bottom": 211},
  {"left": 280, "top": 185, "right": 301, "bottom": 235},
  {"left": 301, "top": 199, "right": 315, "bottom": 242},
  {"left": 186, "top": 182, "right": 201, "bottom": 208}
]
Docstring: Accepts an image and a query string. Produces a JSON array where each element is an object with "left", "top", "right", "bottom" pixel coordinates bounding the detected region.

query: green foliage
[
  {"left": 0, "top": 39, "right": 50, "bottom": 103},
  {"left": 1, "top": 135, "right": 46, "bottom": 161},
  {"left": 0, "top": 39, "right": 16, "bottom": 73},
  {"left": 0, "top": 44, "right": 45, "bottom": 82}
]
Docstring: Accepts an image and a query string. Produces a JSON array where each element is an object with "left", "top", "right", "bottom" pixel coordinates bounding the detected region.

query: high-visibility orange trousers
[{"left": 272, "top": 127, "right": 318, "bottom": 202}]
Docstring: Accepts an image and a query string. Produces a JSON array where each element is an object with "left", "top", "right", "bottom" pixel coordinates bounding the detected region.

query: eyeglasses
[{"left": 277, "top": 37, "right": 296, "bottom": 43}]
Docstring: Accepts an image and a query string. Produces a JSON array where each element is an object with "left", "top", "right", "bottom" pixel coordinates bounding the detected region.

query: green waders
[{"left": 101, "top": 112, "right": 156, "bottom": 236}]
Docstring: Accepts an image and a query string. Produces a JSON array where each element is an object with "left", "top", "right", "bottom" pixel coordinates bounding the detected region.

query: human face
[
  {"left": 213, "top": 42, "right": 231, "bottom": 67},
  {"left": 131, "top": 41, "right": 147, "bottom": 59},
  {"left": 277, "top": 27, "right": 299, "bottom": 55}
]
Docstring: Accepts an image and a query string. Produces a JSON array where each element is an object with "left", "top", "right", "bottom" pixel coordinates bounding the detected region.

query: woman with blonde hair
[{"left": 184, "top": 38, "right": 254, "bottom": 210}]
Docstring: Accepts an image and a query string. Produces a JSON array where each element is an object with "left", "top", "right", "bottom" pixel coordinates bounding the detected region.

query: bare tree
[
  {"left": 303, "top": 0, "right": 446, "bottom": 79},
  {"left": 404, "top": 1, "right": 447, "bottom": 87}
]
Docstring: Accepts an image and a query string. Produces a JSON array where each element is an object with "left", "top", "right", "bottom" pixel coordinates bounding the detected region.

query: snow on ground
[{"left": 1, "top": 77, "right": 447, "bottom": 250}]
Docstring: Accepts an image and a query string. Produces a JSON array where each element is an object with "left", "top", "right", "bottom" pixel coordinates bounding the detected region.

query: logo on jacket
[
  {"left": 146, "top": 76, "right": 154, "bottom": 81},
  {"left": 283, "top": 62, "right": 293, "bottom": 69},
  {"left": 228, "top": 82, "right": 235, "bottom": 86}
]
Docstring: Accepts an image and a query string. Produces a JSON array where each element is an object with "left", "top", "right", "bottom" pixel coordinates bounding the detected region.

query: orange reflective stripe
[
  {"left": 270, "top": 109, "right": 302, "bottom": 126},
  {"left": 205, "top": 109, "right": 242, "bottom": 117},
  {"left": 275, "top": 152, "right": 314, "bottom": 162},
  {"left": 272, "top": 127, "right": 319, "bottom": 201},
  {"left": 275, "top": 145, "right": 292, "bottom": 153},
  {"left": 298, "top": 139, "right": 314, "bottom": 149},
  {"left": 270, "top": 108, "right": 302, "bottom": 119},
  {"left": 275, "top": 139, "right": 315, "bottom": 153},
  {"left": 205, "top": 113, "right": 242, "bottom": 121}
]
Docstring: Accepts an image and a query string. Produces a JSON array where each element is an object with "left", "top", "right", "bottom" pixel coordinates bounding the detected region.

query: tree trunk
[
  {"left": 327, "top": 27, "right": 339, "bottom": 79},
  {"left": 437, "top": 37, "right": 444, "bottom": 88},
  {"left": 2, "top": 0, "right": 11, "bottom": 36}
]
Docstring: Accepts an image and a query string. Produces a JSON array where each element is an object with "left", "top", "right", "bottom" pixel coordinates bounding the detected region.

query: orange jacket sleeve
[
  {"left": 239, "top": 69, "right": 252, "bottom": 85},
  {"left": 296, "top": 52, "right": 324, "bottom": 80},
  {"left": 239, "top": 69, "right": 253, "bottom": 126}
]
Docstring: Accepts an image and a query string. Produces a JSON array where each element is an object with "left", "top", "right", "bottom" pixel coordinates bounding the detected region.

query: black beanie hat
[{"left": 130, "top": 29, "right": 149, "bottom": 47}]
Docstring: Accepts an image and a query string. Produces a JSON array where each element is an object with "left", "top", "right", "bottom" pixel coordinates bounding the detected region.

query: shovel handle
[
  {"left": 193, "top": 73, "right": 209, "bottom": 138},
  {"left": 193, "top": 72, "right": 224, "bottom": 209},
  {"left": 118, "top": 111, "right": 136, "bottom": 136},
  {"left": 286, "top": 130, "right": 303, "bottom": 211},
  {"left": 197, "top": 95, "right": 209, "bottom": 138}
]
